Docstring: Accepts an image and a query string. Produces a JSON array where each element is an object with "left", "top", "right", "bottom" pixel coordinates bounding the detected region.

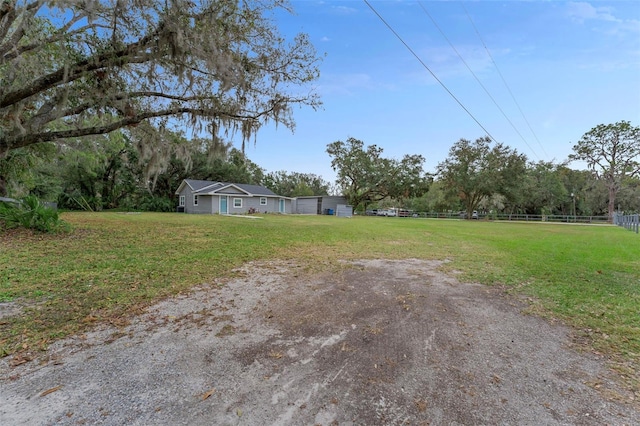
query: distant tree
[
  {"left": 262, "top": 171, "right": 330, "bottom": 198},
  {"left": 0, "top": 143, "right": 56, "bottom": 197},
  {"left": 569, "top": 121, "right": 640, "bottom": 219},
  {"left": 0, "top": 0, "right": 322, "bottom": 162},
  {"left": 617, "top": 176, "right": 640, "bottom": 213},
  {"left": 326, "top": 137, "right": 429, "bottom": 211},
  {"left": 437, "top": 136, "right": 527, "bottom": 218},
  {"left": 406, "top": 180, "right": 456, "bottom": 213},
  {"left": 196, "top": 147, "right": 265, "bottom": 185},
  {"left": 521, "top": 161, "right": 568, "bottom": 215},
  {"left": 54, "top": 131, "right": 138, "bottom": 210},
  {"left": 30, "top": 128, "right": 266, "bottom": 211},
  {"left": 556, "top": 166, "right": 597, "bottom": 216}
]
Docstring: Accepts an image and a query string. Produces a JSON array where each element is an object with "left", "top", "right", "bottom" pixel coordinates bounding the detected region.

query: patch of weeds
[
  {"left": 1, "top": 212, "right": 638, "bottom": 394},
  {"left": 0, "top": 292, "right": 15, "bottom": 302},
  {"left": 216, "top": 324, "right": 236, "bottom": 337},
  {"left": 364, "top": 325, "right": 383, "bottom": 335},
  {"left": 268, "top": 350, "right": 284, "bottom": 359}
]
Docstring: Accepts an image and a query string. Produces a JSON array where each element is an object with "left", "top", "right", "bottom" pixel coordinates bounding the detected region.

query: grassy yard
[{"left": 1, "top": 212, "right": 638, "bottom": 386}]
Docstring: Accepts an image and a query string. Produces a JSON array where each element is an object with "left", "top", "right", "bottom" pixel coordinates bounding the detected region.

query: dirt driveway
[{"left": 1, "top": 259, "right": 638, "bottom": 425}]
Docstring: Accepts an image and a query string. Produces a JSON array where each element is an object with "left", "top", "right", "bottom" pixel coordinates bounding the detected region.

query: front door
[
  {"left": 220, "top": 196, "right": 228, "bottom": 214},
  {"left": 279, "top": 199, "right": 285, "bottom": 213}
]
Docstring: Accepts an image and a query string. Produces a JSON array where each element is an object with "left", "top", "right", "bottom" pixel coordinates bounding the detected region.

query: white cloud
[
  {"left": 566, "top": 2, "right": 640, "bottom": 35},
  {"left": 567, "top": 2, "right": 617, "bottom": 23},
  {"left": 332, "top": 6, "right": 357, "bottom": 15},
  {"left": 317, "top": 73, "right": 375, "bottom": 96}
]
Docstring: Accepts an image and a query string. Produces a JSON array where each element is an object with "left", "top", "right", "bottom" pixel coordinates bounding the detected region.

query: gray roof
[
  {"left": 184, "top": 179, "right": 219, "bottom": 192},
  {"left": 184, "top": 179, "right": 279, "bottom": 197}
]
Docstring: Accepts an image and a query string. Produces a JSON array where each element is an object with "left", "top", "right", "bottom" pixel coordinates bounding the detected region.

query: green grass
[{"left": 1, "top": 213, "right": 638, "bottom": 388}]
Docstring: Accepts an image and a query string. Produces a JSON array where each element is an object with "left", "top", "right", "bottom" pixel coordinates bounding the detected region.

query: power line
[
  {"left": 461, "top": 2, "right": 550, "bottom": 160},
  {"left": 418, "top": 1, "right": 540, "bottom": 161},
  {"left": 363, "top": 0, "right": 498, "bottom": 144}
]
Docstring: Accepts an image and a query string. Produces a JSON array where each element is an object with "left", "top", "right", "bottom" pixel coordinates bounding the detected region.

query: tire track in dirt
[{"left": 1, "top": 259, "right": 638, "bottom": 425}]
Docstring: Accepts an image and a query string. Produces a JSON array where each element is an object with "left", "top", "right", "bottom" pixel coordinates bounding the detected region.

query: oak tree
[
  {"left": 437, "top": 136, "right": 527, "bottom": 218},
  {"left": 0, "top": 0, "right": 322, "bottom": 157},
  {"left": 326, "top": 137, "right": 428, "bottom": 211},
  {"left": 569, "top": 121, "right": 640, "bottom": 219}
]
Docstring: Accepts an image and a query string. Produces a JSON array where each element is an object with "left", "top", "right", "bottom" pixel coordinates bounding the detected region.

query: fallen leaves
[
  {"left": 201, "top": 388, "right": 216, "bottom": 401},
  {"left": 40, "top": 385, "right": 62, "bottom": 397},
  {"left": 9, "top": 353, "right": 32, "bottom": 367}
]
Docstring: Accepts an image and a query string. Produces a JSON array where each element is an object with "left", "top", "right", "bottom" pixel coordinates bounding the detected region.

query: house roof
[{"left": 176, "top": 179, "right": 280, "bottom": 197}]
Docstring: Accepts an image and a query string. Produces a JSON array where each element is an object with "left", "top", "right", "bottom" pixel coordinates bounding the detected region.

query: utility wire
[
  {"left": 418, "top": 1, "right": 540, "bottom": 161},
  {"left": 461, "top": 2, "right": 550, "bottom": 160},
  {"left": 363, "top": 0, "right": 498, "bottom": 144}
]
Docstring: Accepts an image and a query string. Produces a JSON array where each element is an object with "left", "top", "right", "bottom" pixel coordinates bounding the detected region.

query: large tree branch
[
  {"left": 2, "top": 102, "right": 285, "bottom": 153},
  {"left": 1, "top": 19, "right": 99, "bottom": 63},
  {"left": 1, "top": 0, "right": 321, "bottom": 162},
  {"left": 0, "top": 0, "right": 43, "bottom": 56},
  {"left": 1, "top": 23, "right": 160, "bottom": 108}
]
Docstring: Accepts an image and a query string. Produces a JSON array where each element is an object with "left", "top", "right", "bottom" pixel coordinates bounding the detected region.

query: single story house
[
  {"left": 293, "top": 195, "right": 349, "bottom": 215},
  {"left": 175, "top": 179, "right": 292, "bottom": 214}
]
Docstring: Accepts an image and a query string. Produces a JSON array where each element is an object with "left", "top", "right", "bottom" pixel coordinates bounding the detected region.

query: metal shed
[
  {"left": 336, "top": 204, "right": 353, "bottom": 218},
  {"left": 293, "top": 196, "right": 348, "bottom": 215}
]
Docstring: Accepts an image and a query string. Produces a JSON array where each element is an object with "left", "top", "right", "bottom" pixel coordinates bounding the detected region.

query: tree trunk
[
  {"left": 0, "top": 174, "right": 7, "bottom": 197},
  {"left": 608, "top": 185, "right": 616, "bottom": 222}
]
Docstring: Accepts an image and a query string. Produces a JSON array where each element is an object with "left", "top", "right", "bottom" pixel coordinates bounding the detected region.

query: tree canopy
[
  {"left": 326, "top": 137, "right": 429, "bottom": 210},
  {"left": 0, "top": 0, "right": 322, "bottom": 156},
  {"left": 569, "top": 121, "right": 640, "bottom": 219},
  {"left": 262, "top": 170, "right": 330, "bottom": 198},
  {"left": 437, "top": 136, "right": 527, "bottom": 218}
]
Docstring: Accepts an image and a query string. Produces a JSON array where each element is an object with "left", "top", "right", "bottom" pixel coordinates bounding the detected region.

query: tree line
[
  {"left": 1, "top": 2, "right": 638, "bottom": 221},
  {"left": 328, "top": 121, "right": 640, "bottom": 219},
  {"left": 2, "top": 118, "right": 638, "bottom": 219},
  {"left": 0, "top": 129, "right": 332, "bottom": 211},
  {"left": 1, "top": 0, "right": 322, "bottom": 209}
]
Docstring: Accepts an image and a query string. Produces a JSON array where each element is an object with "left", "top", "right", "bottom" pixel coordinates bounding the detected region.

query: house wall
[
  {"left": 294, "top": 196, "right": 348, "bottom": 214},
  {"left": 177, "top": 183, "right": 292, "bottom": 215},
  {"left": 176, "top": 186, "right": 212, "bottom": 214},
  {"left": 192, "top": 195, "right": 213, "bottom": 214},
  {"left": 213, "top": 195, "right": 291, "bottom": 214},
  {"left": 229, "top": 196, "right": 258, "bottom": 213},
  {"left": 320, "top": 196, "right": 348, "bottom": 212},
  {"left": 295, "top": 197, "right": 320, "bottom": 214}
]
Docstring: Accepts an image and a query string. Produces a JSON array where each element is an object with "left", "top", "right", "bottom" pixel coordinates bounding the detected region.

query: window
[
  {"left": 179, "top": 195, "right": 185, "bottom": 206},
  {"left": 193, "top": 195, "right": 198, "bottom": 206},
  {"left": 233, "top": 198, "right": 242, "bottom": 208},
  {"left": 260, "top": 197, "right": 267, "bottom": 206}
]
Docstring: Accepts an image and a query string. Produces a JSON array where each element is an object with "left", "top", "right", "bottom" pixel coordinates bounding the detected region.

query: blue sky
[{"left": 241, "top": 1, "right": 640, "bottom": 183}]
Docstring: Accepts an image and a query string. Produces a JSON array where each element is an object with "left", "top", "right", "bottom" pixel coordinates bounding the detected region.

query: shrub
[
  {"left": 0, "top": 195, "right": 69, "bottom": 233},
  {"left": 131, "top": 195, "right": 175, "bottom": 212}
]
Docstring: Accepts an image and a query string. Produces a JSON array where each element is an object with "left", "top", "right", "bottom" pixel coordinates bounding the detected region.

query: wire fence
[
  {"left": 403, "top": 211, "right": 610, "bottom": 224},
  {"left": 613, "top": 213, "right": 639, "bottom": 234}
]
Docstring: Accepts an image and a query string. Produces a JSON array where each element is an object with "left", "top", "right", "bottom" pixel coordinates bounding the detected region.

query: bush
[
  {"left": 0, "top": 195, "right": 70, "bottom": 233},
  {"left": 140, "top": 196, "right": 175, "bottom": 212}
]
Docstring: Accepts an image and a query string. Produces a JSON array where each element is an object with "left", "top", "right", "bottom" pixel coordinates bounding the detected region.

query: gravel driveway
[{"left": 1, "top": 259, "right": 638, "bottom": 425}]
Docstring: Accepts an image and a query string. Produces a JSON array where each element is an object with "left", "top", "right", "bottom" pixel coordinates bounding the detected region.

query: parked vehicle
[
  {"left": 460, "top": 210, "right": 479, "bottom": 219},
  {"left": 376, "top": 209, "right": 396, "bottom": 217}
]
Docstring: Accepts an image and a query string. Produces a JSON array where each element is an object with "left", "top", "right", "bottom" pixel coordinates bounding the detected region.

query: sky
[{"left": 238, "top": 0, "right": 640, "bottom": 183}]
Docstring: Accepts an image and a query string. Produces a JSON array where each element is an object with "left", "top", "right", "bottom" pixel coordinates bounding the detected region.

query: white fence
[
  {"left": 407, "top": 212, "right": 610, "bottom": 223},
  {"left": 613, "top": 213, "right": 639, "bottom": 234}
]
